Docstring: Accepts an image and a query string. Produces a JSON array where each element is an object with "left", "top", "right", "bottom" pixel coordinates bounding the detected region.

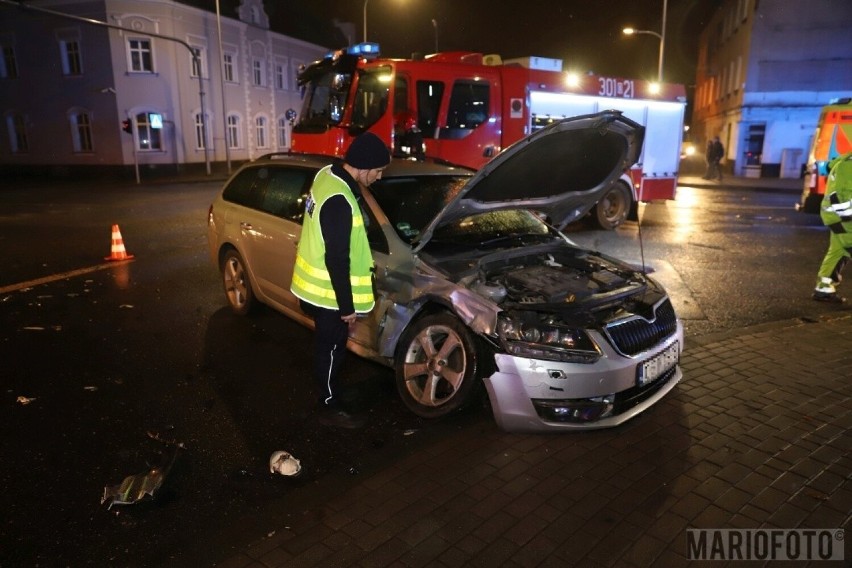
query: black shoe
[
  {"left": 812, "top": 291, "right": 846, "bottom": 303},
  {"left": 318, "top": 408, "right": 367, "bottom": 429}
]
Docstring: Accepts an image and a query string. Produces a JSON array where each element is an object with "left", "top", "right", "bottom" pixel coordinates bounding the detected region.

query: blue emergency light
[{"left": 348, "top": 42, "right": 380, "bottom": 57}]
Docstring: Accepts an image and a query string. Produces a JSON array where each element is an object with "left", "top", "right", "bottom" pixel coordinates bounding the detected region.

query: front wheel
[
  {"left": 394, "top": 312, "right": 481, "bottom": 418},
  {"left": 594, "top": 181, "right": 633, "bottom": 230}
]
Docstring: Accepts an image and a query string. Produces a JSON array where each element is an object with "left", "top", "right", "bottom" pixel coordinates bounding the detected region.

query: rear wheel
[
  {"left": 221, "top": 249, "right": 256, "bottom": 315},
  {"left": 594, "top": 181, "right": 632, "bottom": 230},
  {"left": 394, "top": 312, "right": 480, "bottom": 418}
]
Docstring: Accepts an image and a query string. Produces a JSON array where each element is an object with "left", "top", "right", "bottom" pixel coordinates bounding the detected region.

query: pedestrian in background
[
  {"left": 812, "top": 151, "right": 852, "bottom": 303},
  {"left": 290, "top": 132, "right": 391, "bottom": 428},
  {"left": 702, "top": 140, "right": 715, "bottom": 180},
  {"left": 702, "top": 136, "right": 725, "bottom": 181}
]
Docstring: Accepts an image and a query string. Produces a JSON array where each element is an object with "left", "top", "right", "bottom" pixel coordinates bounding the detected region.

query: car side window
[
  {"left": 222, "top": 167, "right": 266, "bottom": 209},
  {"left": 260, "top": 168, "right": 313, "bottom": 222}
]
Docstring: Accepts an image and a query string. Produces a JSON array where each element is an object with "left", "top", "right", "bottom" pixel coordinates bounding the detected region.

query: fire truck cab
[{"left": 292, "top": 43, "right": 687, "bottom": 230}]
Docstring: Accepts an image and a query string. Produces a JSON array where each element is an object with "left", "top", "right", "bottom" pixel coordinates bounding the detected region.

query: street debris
[
  {"left": 83, "top": 386, "right": 98, "bottom": 392},
  {"left": 101, "top": 431, "right": 184, "bottom": 509},
  {"left": 16, "top": 396, "right": 36, "bottom": 405},
  {"left": 146, "top": 429, "right": 186, "bottom": 449},
  {"left": 268, "top": 451, "right": 302, "bottom": 477},
  {"left": 119, "top": 304, "right": 134, "bottom": 309},
  {"left": 101, "top": 462, "right": 171, "bottom": 510}
]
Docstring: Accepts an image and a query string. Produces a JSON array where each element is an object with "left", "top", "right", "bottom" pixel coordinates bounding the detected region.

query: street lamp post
[
  {"left": 432, "top": 18, "right": 438, "bottom": 53},
  {"left": 363, "top": 0, "right": 369, "bottom": 42},
  {"left": 215, "top": 0, "right": 231, "bottom": 174},
  {"left": 622, "top": 0, "right": 667, "bottom": 83}
]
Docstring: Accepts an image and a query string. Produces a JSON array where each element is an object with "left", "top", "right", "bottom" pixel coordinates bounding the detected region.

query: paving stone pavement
[{"left": 204, "top": 313, "right": 851, "bottom": 568}]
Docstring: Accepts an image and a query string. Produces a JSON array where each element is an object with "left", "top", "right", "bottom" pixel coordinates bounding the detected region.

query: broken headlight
[{"left": 496, "top": 315, "right": 601, "bottom": 363}]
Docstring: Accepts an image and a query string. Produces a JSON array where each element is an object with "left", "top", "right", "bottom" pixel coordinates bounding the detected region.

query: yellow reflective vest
[{"left": 290, "top": 165, "right": 375, "bottom": 313}]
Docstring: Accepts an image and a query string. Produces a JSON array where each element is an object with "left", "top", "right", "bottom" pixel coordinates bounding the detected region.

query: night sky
[{"left": 262, "top": 0, "right": 724, "bottom": 86}]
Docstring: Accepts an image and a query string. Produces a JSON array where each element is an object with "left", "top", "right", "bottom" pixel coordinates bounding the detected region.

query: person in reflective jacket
[
  {"left": 291, "top": 132, "right": 390, "bottom": 428},
  {"left": 813, "top": 151, "right": 852, "bottom": 303}
]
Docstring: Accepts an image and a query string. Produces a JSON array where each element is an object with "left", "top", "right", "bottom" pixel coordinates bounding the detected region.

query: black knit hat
[{"left": 344, "top": 132, "right": 391, "bottom": 169}]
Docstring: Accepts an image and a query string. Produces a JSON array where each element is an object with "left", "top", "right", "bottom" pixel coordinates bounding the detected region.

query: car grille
[{"left": 603, "top": 299, "right": 677, "bottom": 356}]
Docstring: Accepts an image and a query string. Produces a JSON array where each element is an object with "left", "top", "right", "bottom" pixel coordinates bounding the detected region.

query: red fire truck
[{"left": 292, "top": 43, "right": 687, "bottom": 229}]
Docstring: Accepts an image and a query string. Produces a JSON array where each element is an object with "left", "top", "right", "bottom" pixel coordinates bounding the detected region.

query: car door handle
[{"left": 483, "top": 146, "right": 495, "bottom": 158}]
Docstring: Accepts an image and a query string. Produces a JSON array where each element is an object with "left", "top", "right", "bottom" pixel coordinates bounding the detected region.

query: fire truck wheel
[
  {"left": 594, "top": 181, "right": 632, "bottom": 230},
  {"left": 394, "top": 312, "right": 481, "bottom": 418}
]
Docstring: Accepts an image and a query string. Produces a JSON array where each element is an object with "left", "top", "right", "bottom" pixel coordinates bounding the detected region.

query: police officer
[
  {"left": 291, "top": 133, "right": 391, "bottom": 428},
  {"left": 813, "top": 151, "right": 852, "bottom": 303}
]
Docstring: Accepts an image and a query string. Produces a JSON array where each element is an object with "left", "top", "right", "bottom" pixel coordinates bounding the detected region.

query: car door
[{"left": 250, "top": 165, "right": 316, "bottom": 309}]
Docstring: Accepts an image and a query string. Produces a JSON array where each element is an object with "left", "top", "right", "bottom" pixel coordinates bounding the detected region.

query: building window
[
  {"left": 7, "top": 112, "right": 28, "bottom": 152},
  {"left": 60, "top": 39, "right": 83, "bottom": 75},
  {"left": 252, "top": 58, "right": 265, "bottom": 86},
  {"left": 275, "top": 62, "right": 286, "bottom": 90},
  {"left": 135, "top": 112, "right": 162, "bottom": 151},
  {"left": 190, "top": 46, "right": 207, "bottom": 78},
  {"left": 277, "top": 117, "right": 288, "bottom": 147},
  {"left": 128, "top": 38, "right": 153, "bottom": 73},
  {"left": 70, "top": 111, "right": 93, "bottom": 152},
  {"left": 223, "top": 52, "right": 236, "bottom": 82},
  {"left": 255, "top": 116, "right": 267, "bottom": 148},
  {"left": 194, "top": 112, "right": 209, "bottom": 149},
  {"left": 1, "top": 45, "right": 18, "bottom": 79},
  {"left": 227, "top": 114, "right": 241, "bottom": 148}
]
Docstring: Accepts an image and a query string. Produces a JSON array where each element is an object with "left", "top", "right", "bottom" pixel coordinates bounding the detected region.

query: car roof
[{"left": 250, "top": 152, "right": 474, "bottom": 178}]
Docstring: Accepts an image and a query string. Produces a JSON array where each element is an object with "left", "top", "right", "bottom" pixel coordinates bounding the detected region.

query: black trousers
[{"left": 300, "top": 300, "right": 348, "bottom": 408}]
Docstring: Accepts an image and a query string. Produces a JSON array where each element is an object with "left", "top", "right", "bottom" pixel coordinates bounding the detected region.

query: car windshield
[
  {"left": 370, "top": 174, "right": 555, "bottom": 247},
  {"left": 370, "top": 175, "right": 467, "bottom": 243}
]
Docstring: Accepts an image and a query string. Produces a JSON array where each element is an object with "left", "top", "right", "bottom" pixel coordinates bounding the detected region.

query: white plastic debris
[
  {"left": 16, "top": 396, "right": 36, "bottom": 405},
  {"left": 269, "top": 451, "right": 302, "bottom": 477}
]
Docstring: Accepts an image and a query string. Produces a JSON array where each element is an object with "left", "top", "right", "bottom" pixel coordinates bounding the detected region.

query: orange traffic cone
[{"left": 105, "top": 224, "right": 134, "bottom": 261}]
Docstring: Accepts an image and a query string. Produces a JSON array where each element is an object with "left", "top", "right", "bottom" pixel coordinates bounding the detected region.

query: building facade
[
  {"left": 691, "top": 0, "right": 852, "bottom": 178},
  {"left": 0, "top": 0, "right": 327, "bottom": 178}
]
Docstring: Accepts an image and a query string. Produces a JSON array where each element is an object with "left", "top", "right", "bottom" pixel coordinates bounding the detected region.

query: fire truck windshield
[
  {"left": 294, "top": 71, "right": 351, "bottom": 133},
  {"left": 349, "top": 66, "right": 392, "bottom": 133},
  {"left": 294, "top": 61, "right": 393, "bottom": 135}
]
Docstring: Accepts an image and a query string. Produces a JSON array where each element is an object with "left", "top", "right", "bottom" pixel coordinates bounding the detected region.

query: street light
[
  {"left": 622, "top": 0, "right": 667, "bottom": 83},
  {"left": 363, "top": 0, "right": 405, "bottom": 43},
  {"left": 432, "top": 18, "right": 438, "bottom": 53},
  {"left": 363, "top": 0, "right": 369, "bottom": 41}
]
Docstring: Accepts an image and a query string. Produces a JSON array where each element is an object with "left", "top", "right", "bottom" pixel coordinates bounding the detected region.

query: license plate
[{"left": 638, "top": 341, "right": 679, "bottom": 386}]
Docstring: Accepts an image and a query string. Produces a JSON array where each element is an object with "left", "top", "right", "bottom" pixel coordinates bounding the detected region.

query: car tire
[
  {"left": 394, "top": 312, "right": 481, "bottom": 418},
  {"left": 594, "top": 181, "right": 632, "bottom": 230},
  {"left": 221, "top": 249, "right": 256, "bottom": 316}
]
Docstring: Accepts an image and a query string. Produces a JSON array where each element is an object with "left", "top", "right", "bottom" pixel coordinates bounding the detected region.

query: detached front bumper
[{"left": 483, "top": 323, "right": 684, "bottom": 433}]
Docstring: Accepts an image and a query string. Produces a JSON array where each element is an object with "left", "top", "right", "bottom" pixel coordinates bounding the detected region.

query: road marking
[{"left": 0, "top": 260, "right": 135, "bottom": 294}]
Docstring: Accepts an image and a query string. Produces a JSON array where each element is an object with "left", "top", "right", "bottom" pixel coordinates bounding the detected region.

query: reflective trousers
[{"left": 816, "top": 229, "right": 852, "bottom": 287}]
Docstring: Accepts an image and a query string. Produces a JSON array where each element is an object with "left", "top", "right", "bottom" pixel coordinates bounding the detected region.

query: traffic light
[{"left": 121, "top": 119, "right": 132, "bottom": 134}]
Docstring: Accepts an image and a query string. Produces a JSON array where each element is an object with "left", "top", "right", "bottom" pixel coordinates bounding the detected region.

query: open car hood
[{"left": 413, "top": 110, "right": 645, "bottom": 252}]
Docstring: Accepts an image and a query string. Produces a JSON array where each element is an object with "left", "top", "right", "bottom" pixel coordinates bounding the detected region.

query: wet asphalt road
[{"left": 0, "top": 178, "right": 847, "bottom": 566}]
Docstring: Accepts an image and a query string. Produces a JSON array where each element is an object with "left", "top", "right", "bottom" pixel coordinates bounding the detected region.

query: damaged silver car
[{"left": 206, "top": 111, "right": 683, "bottom": 432}]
